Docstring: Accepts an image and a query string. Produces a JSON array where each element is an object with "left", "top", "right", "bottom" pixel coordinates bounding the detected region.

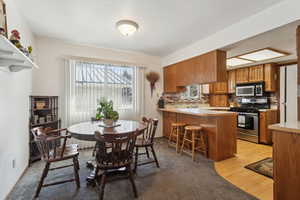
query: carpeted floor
[{"left": 7, "top": 139, "right": 258, "bottom": 200}]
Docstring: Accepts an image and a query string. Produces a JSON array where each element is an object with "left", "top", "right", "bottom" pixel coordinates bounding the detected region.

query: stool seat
[
  {"left": 185, "top": 125, "right": 202, "bottom": 131},
  {"left": 171, "top": 123, "right": 186, "bottom": 127}
]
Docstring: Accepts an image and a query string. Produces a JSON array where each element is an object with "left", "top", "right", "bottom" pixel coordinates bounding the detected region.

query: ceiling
[
  {"left": 14, "top": 0, "right": 283, "bottom": 56},
  {"left": 222, "top": 20, "right": 300, "bottom": 69}
]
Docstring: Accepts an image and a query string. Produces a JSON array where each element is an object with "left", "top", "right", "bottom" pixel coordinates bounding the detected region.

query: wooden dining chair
[
  {"left": 31, "top": 127, "right": 80, "bottom": 198},
  {"left": 94, "top": 130, "right": 138, "bottom": 200},
  {"left": 134, "top": 117, "right": 159, "bottom": 172}
]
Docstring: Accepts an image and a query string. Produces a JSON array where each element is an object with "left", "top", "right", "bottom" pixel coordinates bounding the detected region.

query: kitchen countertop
[
  {"left": 269, "top": 121, "right": 300, "bottom": 134},
  {"left": 258, "top": 108, "right": 278, "bottom": 112},
  {"left": 159, "top": 108, "right": 236, "bottom": 117}
]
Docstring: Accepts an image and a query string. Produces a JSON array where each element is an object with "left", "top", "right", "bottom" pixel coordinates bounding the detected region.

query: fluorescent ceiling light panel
[
  {"left": 238, "top": 49, "right": 286, "bottom": 61},
  {"left": 227, "top": 58, "right": 253, "bottom": 67}
]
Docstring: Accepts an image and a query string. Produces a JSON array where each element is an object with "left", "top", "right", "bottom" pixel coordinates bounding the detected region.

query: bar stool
[
  {"left": 168, "top": 122, "right": 186, "bottom": 153},
  {"left": 180, "top": 125, "right": 208, "bottom": 161}
]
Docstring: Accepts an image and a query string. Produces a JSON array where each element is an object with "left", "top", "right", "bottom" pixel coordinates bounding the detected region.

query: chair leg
[
  {"left": 145, "top": 146, "right": 150, "bottom": 158},
  {"left": 134, "top": 147, "right": 139, "bottom": 172},
  {"left": 35, "top": 162, "right": 50, "bottom": 198},
  {"left": 98, "top": 173, "right": 106, "bottom": 200},
  {"left": 128, "top": 165, "right": 138, "bottom": 198},
  {"left": 73, "top": 157, "right": 80, "bottom": 188},
  {"left": 150, "top": 145, "right": 160, "bottom": 168}
]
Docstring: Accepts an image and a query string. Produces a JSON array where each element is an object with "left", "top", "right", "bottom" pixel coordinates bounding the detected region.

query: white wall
[
  {"left": 0, "top": 0, "right": 36, "bottom": 199},
  {"left": 162, "top": 0, "right": 300, "bottom": 66},
  {"left": 32, "top": 37, "right": 163, "bottom": 136}
]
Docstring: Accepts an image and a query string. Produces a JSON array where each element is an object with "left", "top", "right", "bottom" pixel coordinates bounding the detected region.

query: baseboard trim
[{"left": 4, "top": 165, "right": 29, "bottom": 200}]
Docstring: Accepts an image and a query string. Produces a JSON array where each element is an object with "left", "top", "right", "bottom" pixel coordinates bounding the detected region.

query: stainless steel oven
[
  {"left": 236, "top": 82, "right": 264, "bottom": 97},
  {"left": 237, "top": 112, "right": 259, "bottom": 143},
  {"left": 230, "top": 97, "right": 269, "bottom": 143}
]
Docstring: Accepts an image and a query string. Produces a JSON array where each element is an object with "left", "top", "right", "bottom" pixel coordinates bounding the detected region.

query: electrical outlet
[{"left": 12, "top": 159, "right": 16, "bottom": 168}]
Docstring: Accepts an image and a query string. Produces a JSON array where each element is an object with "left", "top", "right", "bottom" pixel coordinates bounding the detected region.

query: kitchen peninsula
[{"left": 161, "top": 108, "right": 237, "bottom": 161}]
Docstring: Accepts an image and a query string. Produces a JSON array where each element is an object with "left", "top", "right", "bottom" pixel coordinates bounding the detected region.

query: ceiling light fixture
[
  {"left": 238, "top": 48, "right": 288, "bottom": 62},
  {"left": 227, "top": 58, "right": 254, "bottom": 67},
  {"left": 116, "top": 20, "right": 139, "bottom": 36}
]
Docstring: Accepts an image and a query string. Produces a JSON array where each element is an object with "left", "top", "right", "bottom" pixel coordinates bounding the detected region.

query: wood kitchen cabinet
[
  {"left": 270, "top": 126, "right": 300, "bottom": 200},
  {"left": 210, "top": 95, "right": 228, "bottom": 107},
  {"left": 248, "top": 65, "right": 264, "bottom": 82},
  {"left": 194, "top": 50, "right": 227, "bottom": 84},
  {"left": 264, "top": 63, "right": 277, "bottom": 92},
  {"left": 259, "top": 110, "right": 278, "bottom": 144},
  {"left": 227, "top": 70, "right": 236, "bottom": 94},
  {"left": 163, "top": 65, "right": 177, "bottom": 93},
  {"left": 163, "top": 112, "right": 177, "bottom": 138},
  {"left": 210, "top": 82, "right": 228, "bottom": 94},
  {"left": 176, "top": 58, "right": 196, "bottom": 86},
  {"left": 235, "top": 67, "right": 249, "bottom": 84},
  {"left": 163, "top": 50, "right": 227, "bottom": 91},
  {"left": 163, "top": 65, "right": 186, "bottom": 93}
]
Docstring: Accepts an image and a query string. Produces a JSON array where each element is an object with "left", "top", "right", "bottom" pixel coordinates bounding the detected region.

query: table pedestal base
[{"left": 86, "top": 161, "right": 129, "bottom": 187}]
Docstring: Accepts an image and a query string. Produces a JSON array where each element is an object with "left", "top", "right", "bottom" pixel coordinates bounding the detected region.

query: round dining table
[{"left": 67, "top": 120, "right": 147, "bottom": 185}]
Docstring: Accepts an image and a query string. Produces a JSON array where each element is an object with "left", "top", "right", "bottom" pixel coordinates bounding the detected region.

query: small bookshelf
[{"left": 29, "top": 96, "right": 61, "bottom": 163}]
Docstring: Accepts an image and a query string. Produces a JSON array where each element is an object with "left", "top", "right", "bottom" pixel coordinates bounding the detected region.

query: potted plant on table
[{"left": 95, "top": 98, "right": 119, "bottom": 126}]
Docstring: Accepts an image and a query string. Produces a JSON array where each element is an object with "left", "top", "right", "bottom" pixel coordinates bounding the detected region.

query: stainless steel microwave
[{"left": 236, "top": 82, "right": 264, "bottom": 97}]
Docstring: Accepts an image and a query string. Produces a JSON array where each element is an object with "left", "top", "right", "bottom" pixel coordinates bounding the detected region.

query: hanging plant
[{"left": 146, "top": 71, "right": 160, "bottom": 97}]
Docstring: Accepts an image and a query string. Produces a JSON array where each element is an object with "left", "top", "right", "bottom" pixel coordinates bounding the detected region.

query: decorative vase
[{"left": 103, "top": 119, "right": 114, "bottom": 126}]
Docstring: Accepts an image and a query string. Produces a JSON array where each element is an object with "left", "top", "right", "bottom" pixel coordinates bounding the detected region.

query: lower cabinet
[
  {"left": 271, "top": 129, "right": 300, "bottom": 200},
  {"left": 259, "top": 110, "right": 278, "bottom": 144},
  {"left": 163, "top": 112, "right": 177, "bottom": 138}
]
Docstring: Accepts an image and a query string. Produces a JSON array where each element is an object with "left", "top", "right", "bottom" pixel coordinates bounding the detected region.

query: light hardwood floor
[{"left": 214, "top": 140, "right": 273, "bottom": 200}]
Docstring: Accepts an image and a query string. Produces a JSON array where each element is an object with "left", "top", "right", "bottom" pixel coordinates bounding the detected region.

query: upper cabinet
[
  {"left": 163, "top": 50, "right": 227, "bottom": 93},
  {"left": 163, "top": 65, "right": 177, "bottom": 93},
  {"left": 210, "top": 82, "right": 228, "bottom": 94},
  {"left": 264, "top": 63, "right": 278, "bottom": 92},
  {"left": 248, "top": 65, "right": 264, "bottom": 82},
  {"left": 236, "top": 67, "right": 249, "bottom": 84},
  {"left": 176, "top": 58, "right": 196, "bottom": 86},
  {"left": 227, "top": 70, "right": 236, "bottom": 94},
  {"left": 233, "top": 64, "right": 278, "bottom": 92},
  {"left": 194, "top": 50, "right": 227, "bottom": 84}
]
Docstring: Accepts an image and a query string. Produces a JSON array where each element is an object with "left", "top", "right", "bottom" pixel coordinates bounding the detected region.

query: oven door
[
  {"left": 236, "top": 85, "right": 255, "bottom": 97},
  {"left": 237, "top": 114, "right": 254, "bottom": 129}
]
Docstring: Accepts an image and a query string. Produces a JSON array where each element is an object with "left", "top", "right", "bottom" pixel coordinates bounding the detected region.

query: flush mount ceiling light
[
  {"left": 227, "top": 48, "right": 290, "bottom": 67},
  {"left": 227, "top": 58, "right": 253, "bottom": 67},
  {"left": 116, "top": 20, "right": 139, "bottom": 36},
  {"left": 238, "top": 48, "right": 289, "bottom": 62}
]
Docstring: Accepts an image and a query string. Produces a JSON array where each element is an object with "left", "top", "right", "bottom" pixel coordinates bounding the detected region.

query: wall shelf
[{"left": 0, "top": 35, "right": 39, "bottom": 72}]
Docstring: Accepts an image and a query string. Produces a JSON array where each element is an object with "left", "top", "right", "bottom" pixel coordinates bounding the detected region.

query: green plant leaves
[{"left": 95, "top": 97, "right": 119, "bottom": 121}]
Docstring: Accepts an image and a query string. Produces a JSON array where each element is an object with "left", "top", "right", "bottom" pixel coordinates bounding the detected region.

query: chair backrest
[
  {"left": 31, "top": 127, "right": 64, "bottom": 161},
  {"left": 142, "top": 117, "right": 159, "bottom": 143},
  {"left": 94, "top": 130, "right": 138, "bottom": 168}
]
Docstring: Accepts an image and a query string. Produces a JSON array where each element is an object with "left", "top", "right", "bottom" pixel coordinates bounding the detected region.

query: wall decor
[
  {"left": 146, "top": 71, "right": 160, "bottom": 97},
  {"left": 0, "top": 0, "right": 7, "bottom": 37}
]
